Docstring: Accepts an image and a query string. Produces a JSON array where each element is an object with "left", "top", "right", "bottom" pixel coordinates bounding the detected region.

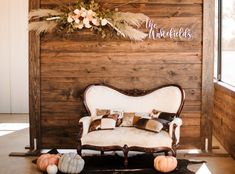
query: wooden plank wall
[
  {"left": 213, "top": 83, "right": 235, "bottom": 158},
  {"left": 33, "top": 0, "right": 203, "bottom": 149},
  {"left": 201, "top": 0, "right": 214, "bottom": 151}
]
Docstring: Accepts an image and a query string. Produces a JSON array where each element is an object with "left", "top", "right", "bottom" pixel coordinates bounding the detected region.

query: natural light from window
[
  {"left": 196, "top": 163, "right": 212, "bottom": 174},
  {"left": 222, "top": 0, "right": 235, "bottom": 86},
  {"left": 0, "top": 123, "right": 29, "bottom": 136}
]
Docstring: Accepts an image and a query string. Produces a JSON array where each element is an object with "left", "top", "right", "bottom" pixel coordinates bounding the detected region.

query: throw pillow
[
  {"left": 89, "top": 114, "right": 118, "bottom": 132},
  {"left": 134, "top": 118, "right": 163, "bottom": 133},
  {"left": 101, "top": 114, "right": 119, "bottom": 129},
  {"left": 96, "top": 109, "right": 123, "bottom": 126},
  {"left": 150, "top": 109, "right": 176, "bottom": 131},
  {"left": 96, "top": 109, "right": 111, "bottom": 116},
  {"left": 151, "top": 109, "right": 176, "bottom": 122},
  {"left": 134, "top": 112, "right": 151, "bottom": 118},
  {"left": 111, "top": 109, "right": 124, "bottom": 126},
  {"left": 120, "top": 112, "right": 141, "bottom": 127},
  {"left": 88, "top": 117, "right": 102, "bottom": 132}
]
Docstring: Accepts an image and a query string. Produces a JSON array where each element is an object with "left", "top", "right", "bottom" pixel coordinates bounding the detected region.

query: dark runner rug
[
  {"left": 80, "top": 154, "right": 205, "bottom": 174},
  {"left": 34, "top": 149, "right": 206, "bottom": 174}
]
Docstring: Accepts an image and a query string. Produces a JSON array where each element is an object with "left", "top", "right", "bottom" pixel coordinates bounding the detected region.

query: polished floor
[{"left": 0, "top": 114, "right": 235, "bottom": 174}]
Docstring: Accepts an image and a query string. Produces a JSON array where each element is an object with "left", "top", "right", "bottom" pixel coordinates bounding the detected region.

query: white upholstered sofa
[{"left": 77, "top": 84, "right": 185, "bottom": 165}]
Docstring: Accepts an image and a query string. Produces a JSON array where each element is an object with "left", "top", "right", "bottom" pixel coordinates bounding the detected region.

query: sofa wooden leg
[
  {"left": 123, "top": 145, "right": 129, "bottom": 168},
  {"left": 171, "top": 148, "right": 176, "bottom": 157},
  {"left": 101, "top": 150, "right": 104, "bottom": 155},
  {"left": 77, "top": 122, "right": 83, "bottom": 156},
  {"left": 77, "top": 140, "right": 82, "bottom": 155}
]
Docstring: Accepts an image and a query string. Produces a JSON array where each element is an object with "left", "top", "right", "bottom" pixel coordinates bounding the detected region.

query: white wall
[
  {"left": 0, "top": 1, "right": 11, "bottom": 113},
  {"left": 0, "top": 0, "right": 29, "bottom": 113}
]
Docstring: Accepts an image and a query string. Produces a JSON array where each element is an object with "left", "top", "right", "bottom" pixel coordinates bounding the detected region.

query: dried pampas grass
[
  {"left": 116, "top": 24, "right": 148, "bottom": 41},
  {"left": 29, "top": 9, "right": 63, "bottom": 20},
  {"left": 112, "top": 12, "right": 149, "bottom": 28},
  {"left": 29, "top": 21, "right": 58, "bottom": 34},
  {"left": 27, "top": 1, "right": 150, "bottom": 41},
  {"left": 108, "top": 12, "right": 149, "bottom": 41}
]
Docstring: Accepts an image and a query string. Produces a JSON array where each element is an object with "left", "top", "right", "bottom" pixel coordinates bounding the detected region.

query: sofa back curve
[{"left": 83, "top": 84, "right": 185, "bottom": 116}]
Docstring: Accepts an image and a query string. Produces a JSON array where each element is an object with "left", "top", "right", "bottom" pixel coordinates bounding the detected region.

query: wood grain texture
[
  {"left": 41, "top": 40, "right": 202, "bottom": 53},
  {"left": 41, "top": 2, "right": 203, "bottom": 17},
  {"left": 41, "top": 52, "right": 202, "bottom": 64},
  {"left": 41, "top": 0, "right": 203, "bottom": 5},
  {"left": 41, "top": 87, "right": 201, "bottom": 102},
  {"left": 201, "top": 0, "right": 214, "bottom": 151},
  {"left": 29, "top": 0, "right": 204, "bottom": 150},
  {"left": 41, "top": 76, "right": 201, "bottom": 89},
  {"left": 29, "top": 0, "right": 41, "bottom": 150},
  {"left": 213, "top": 83, "right": 235, "bottom": 159}
]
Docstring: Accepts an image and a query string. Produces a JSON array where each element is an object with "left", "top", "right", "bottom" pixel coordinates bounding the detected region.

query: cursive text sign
[{"left": 146, "top": 19, "right": 193, "bottom": 40}]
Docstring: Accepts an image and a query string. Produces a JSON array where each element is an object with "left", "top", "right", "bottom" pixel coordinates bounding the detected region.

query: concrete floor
[{"left": 0, "top": 114, "right": 235, "bottom": 174}]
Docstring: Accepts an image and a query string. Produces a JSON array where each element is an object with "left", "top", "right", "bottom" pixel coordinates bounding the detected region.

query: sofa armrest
[
  {"left": 168, "top": 117, "right": 182, "bottom": 144},
  {"left": 79, "top": 116, "right": 92, "bottom": 137}
]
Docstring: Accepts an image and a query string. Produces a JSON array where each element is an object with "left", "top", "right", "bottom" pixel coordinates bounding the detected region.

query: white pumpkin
[
  {"left": 47, "top": 164, "right": 58, "bottom": 174},
  {"left": 58, "top": 153, "right": 85, "bottom": 174}
]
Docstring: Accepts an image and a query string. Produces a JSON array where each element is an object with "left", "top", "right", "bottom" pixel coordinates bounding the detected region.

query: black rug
[
  {"left": 35, "top": 149, "right": 206, "bottom": 174},
  {"left": 80, "top": 154, "right": 205, "bottom": 174}
]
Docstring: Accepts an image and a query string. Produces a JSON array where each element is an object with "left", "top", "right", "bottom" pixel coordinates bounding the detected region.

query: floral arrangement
[{"left": 29, "top": 0, "right": 149, "bottom": 41}]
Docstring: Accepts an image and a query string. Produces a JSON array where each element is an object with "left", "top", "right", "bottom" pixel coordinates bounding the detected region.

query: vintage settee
[{"left": 77, "top": 84, "right": 185, "bottom": 165}]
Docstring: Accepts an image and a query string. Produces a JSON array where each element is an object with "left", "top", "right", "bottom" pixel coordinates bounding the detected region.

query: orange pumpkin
[
  {"left": 37, "top": 154, "right": 60, "bottom": 172},
  {"left": 154, "top": 155, "right": 177, "bottom": 173}
]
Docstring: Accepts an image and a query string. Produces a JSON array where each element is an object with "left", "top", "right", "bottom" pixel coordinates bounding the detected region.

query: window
[
  {"left": 214, "top": 0, "right": 218, "bottom": 78},
  {"left": 216, "top": 0, "right": 235, "bottom": 87}
]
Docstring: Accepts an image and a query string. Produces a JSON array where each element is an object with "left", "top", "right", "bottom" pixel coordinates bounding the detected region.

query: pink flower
[
  {"left": 101, "top": 18, "right": 108, "bottom": 26},
  {"left": 87, "top": 14, "right": 94, "bottom": 21},
  {"left": 92, "top": 18, "right": 100, "bottom": 26},
  {"left": 87, "top": 10, "right": 93, "bottom": 16},
  {"left": 85, "top": 24, "right": 92, "bottom": 28},
  {"left": 74, "top": 9, "right": 80, "bottom": 15},
  {"left": 78, "top": 24, "right": 84, "bottom": 29},
  {"left": 75, "top": 19, "right": 80, "bottom": 24},
  {"left": 83, "top": 18, "right": 90, "bottom": 25},
  {"left": 80, "top": 7, "right": 87, "bottom": 18},
  {"left": 72, "top": 14, "right": 80, "bottom": 20}
]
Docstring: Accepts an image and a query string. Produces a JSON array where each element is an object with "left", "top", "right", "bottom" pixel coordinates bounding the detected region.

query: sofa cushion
[
  {"left": 82, "top": 127, "right": 172, "bottom": 148},
  {"left": 89, "top": 114, "right": 118, "bottom": 132},
  {"left": 134, "top": 118, "right": 163, "bottom": 133}
]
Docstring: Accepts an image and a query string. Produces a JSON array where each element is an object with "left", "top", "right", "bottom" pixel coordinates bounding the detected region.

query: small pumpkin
[
  {"left": 47, "top": 164, "right": 58, "bottom": 174},
  {"left": 37, "top": 154, "right": 60, "bottom": 172},
  {"left": 58, "top": 153, "right": 85, "bottom": 174},
  {"left": 154, "top": 155, "right": 177, "bottom": 173}
]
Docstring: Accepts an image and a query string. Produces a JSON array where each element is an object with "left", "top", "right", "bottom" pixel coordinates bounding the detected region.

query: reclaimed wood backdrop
[
  {"left": 29, "top": 0, "right": 214, "bottom": 150},
  {"left": 214, "top": 84, "right": 235, "bottom": 158}
]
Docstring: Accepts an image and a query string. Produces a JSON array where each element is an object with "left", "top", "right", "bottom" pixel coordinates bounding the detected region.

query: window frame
[
  {"left": 217, "top": 0, "right": 222, "bottom": 80},
  {"left": 216, "top": 0, "right": 235, "bottom": 88}
]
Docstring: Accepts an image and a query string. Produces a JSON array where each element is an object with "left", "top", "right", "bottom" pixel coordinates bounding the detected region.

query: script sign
[{"left": 146, "top": 19, "right": 193, "bottom": 40}]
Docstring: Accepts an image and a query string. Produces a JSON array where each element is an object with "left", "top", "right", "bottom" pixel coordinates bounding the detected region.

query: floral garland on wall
[{"left": 29, "top": 0, "right": 149, "bottom": 41}]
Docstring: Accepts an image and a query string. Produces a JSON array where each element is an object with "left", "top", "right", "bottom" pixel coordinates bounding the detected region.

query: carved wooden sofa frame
[{"left": 77, "top": 84, "right": 185, "bottom": 166}]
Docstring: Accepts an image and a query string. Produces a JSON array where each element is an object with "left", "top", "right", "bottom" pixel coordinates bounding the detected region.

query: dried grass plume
[
  {"left": 29, "top": 9, "right": 63, "bottom": 20},
  {"left": 113, "top": 12, "right": 149, "bottom": 28},
  {"left": 116, "top": 24, "right": 148, "bottom": 41},
  {"left": 29, "top": 21, "right": 58, "bottom": 34}
]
